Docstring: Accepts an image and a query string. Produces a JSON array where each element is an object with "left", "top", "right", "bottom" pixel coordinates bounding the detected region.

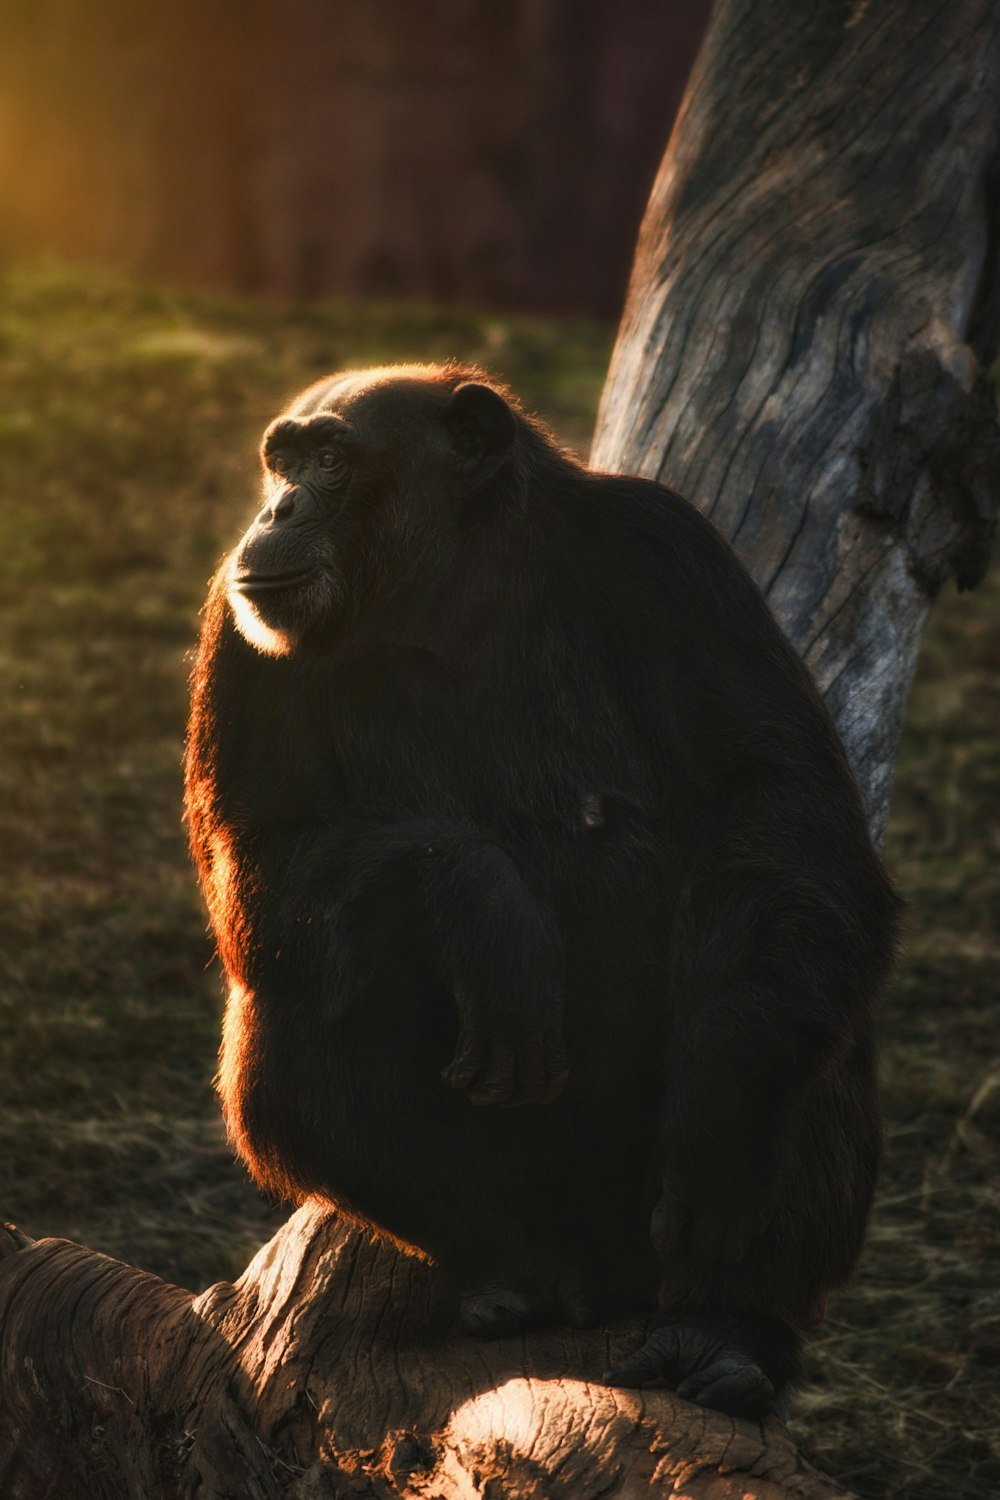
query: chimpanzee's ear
[{"left": 445, "top": 382, "right": 516, "bottom": 490}]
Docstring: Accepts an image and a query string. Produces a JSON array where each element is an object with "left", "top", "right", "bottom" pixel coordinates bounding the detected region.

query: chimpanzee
[{"left": 185, "top": 363, "right": 899, "bottom": 1418}]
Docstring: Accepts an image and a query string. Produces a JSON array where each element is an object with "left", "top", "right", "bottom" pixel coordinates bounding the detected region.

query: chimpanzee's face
[{"left": 226, "top": 366, "right": 515, "bottom": 655}]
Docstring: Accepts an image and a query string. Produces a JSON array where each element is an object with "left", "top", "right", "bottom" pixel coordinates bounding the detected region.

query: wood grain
[
  {"left": 592, "top": 0, "right": 1000, "bottom": 843},
  {"left": 0, "top": 1208, "right": 855, "bottom": 1499}
]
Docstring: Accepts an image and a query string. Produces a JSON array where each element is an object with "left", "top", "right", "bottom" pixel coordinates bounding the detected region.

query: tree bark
[
  {"left": 6, "top": 2, "right": 1000, "bottom": 1496},
  {"left": 592, "top": 0, "right": 1000, "bottom": 844}
]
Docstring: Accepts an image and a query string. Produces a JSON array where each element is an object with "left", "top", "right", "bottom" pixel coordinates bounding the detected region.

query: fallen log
[{"left": 0, "top": 1211, "right": 854, "bottom": 1499}]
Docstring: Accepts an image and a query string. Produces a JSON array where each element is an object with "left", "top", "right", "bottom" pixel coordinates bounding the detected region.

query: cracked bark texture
[
  {"left": 4, "top": 2, "right": 1000, "bottom": 1496},
  {"left": 592, "top": 0, "right": 1000, "bottom": 844},
  {"left": 0, "top": 1210, "right": 852, "bottom": 1500}
]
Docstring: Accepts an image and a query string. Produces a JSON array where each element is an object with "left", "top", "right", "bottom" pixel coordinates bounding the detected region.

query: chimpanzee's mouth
[{"left": 231, "top": 567, "right": 318, "bottom": 594}]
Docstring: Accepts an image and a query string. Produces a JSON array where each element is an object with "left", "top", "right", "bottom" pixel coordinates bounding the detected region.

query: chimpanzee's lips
[{"left": 231, "top": 567, "right": 318, "bottom": 593}]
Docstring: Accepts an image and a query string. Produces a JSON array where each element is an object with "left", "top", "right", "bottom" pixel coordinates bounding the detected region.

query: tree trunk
[
  {"left": 5, "top": 2, "right": 1000, "bottom": 1496},
  {"left": 592, "top": 0, "right": 1000, "bottom": 845}
]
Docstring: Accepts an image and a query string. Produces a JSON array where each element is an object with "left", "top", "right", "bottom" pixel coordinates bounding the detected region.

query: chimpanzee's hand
[
  {"left": 441, "top": 993, "right": 569, "bottom": 1107},
  {"left": 651, "top": 1151, "right": 779, "bottom": 1266}
]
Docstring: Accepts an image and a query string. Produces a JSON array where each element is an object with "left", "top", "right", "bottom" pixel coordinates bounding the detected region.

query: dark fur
[{"left": 185, "top": 365, "right": 899, "bottom": 1416}]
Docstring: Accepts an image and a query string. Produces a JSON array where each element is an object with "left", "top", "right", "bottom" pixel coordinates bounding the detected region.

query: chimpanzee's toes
[
  {"left": 676, "top": 1356, "right": 775, "bottom": 1418},
  {"left": 556, "top": 1267, "right": 601, "bottom": 1328},
  {"left": 603, "top": 1324, "right": 683, "bottom": 1387},
  {"left": 459, "top": 1284, "right": 552, "bottom": 1338},
  {"left": 602, "top": 1313, "right": 796, "bottom": 1419}
]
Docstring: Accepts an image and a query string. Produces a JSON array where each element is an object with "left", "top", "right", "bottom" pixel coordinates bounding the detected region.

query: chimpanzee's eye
[
  {"left": 272, "top": 455, "right": 290, "bottom": 475},
  {"left": 319, "top": 450, "right": 338, "bottom": 470}
]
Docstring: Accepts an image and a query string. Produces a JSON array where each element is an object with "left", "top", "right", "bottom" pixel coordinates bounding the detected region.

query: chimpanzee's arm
[
  {"left": 411, "top": 829, "right": 568, "bottom": 1106},
  {"left": 188, "top": 599, "right": 567, "bottom": 1109},
  {"left": 249, "top": 816, "right": 568, "bottom": 1109},
  {"left": 362, "top": 821, "right": 568, "bottom": 1106}
]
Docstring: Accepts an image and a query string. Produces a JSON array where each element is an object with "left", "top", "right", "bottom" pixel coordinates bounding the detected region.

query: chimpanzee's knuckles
[
  {"left": 443, "top": 1023, "right": 488, "bottom": 1090},
  {"left": 465, "top": 1038, "right": 517, "bottom": 1105}
]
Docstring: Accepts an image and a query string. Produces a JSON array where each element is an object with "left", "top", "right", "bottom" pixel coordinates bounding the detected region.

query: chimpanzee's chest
[
  {"left": 334, "top": 635, "right": 655, "bottom": 788},
  {"left": 329, "top": 640, "right": 684, "bottom": 916}
]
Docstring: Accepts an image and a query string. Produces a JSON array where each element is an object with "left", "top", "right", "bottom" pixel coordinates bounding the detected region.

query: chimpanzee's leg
[{"left": 605, "top": 1039, "right": 881, "bottom": 1417}]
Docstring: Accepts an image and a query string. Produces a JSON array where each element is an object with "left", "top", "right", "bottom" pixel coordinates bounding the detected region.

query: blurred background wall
[{"left": 0, "top": 0, "right": 710, "bottom": 316}]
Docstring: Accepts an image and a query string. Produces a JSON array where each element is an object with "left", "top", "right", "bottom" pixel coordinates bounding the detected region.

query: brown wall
[{"left": 0, "top": 1, "right": 709, "bottom": 316}]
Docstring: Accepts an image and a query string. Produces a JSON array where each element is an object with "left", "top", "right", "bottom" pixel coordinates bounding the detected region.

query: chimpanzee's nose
[{"left": 268, "top": 487, "right": 300, "bottom": 524}]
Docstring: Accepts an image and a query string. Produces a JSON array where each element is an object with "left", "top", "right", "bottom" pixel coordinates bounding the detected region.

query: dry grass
[
  {"left": 793, "top": 568, "right": 1000, "bottom": 1497},
  {"left": 0, "top": 262, "right": 996, "bottom": 1497}
]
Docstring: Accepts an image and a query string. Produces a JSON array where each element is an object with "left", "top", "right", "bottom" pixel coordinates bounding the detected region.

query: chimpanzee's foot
[
  {"left": 459, "top": 1282, "right": 553, "bottom": 1337},
  {"left": 460, "top": 1268, "right": 600, "bottom": 1338},
  {"left": 602, "top": 1312, "right": 800, "bottom": 1420}
]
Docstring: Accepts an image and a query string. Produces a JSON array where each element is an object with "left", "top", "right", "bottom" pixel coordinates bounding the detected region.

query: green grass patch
[{"left": 0, "top": 261, "right": 996, "bottom": 1497}]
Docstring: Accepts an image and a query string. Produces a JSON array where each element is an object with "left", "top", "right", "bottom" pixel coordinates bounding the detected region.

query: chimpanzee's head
[{"left": 226, "top": 364, "right": 518, "bottom": 655}]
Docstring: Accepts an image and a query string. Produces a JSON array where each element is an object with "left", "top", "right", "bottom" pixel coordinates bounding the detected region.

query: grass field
[{"left": 0, "top": 262, "right": 997, "bottom": 1500}]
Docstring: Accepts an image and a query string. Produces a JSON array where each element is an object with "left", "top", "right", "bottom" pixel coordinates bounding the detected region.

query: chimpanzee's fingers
[
  {"left": 503, "top": 1033, "right": 545, "bottom": 1106},
  {"left": 467, "top": 1039, "right": 517, "bottom": 1105},
  {"left": 603, "top": 1325, "right": 682, "bottom": 1388},
  {"left": 442, "top": 1024, "right": 487, "bottom": 1090}
]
